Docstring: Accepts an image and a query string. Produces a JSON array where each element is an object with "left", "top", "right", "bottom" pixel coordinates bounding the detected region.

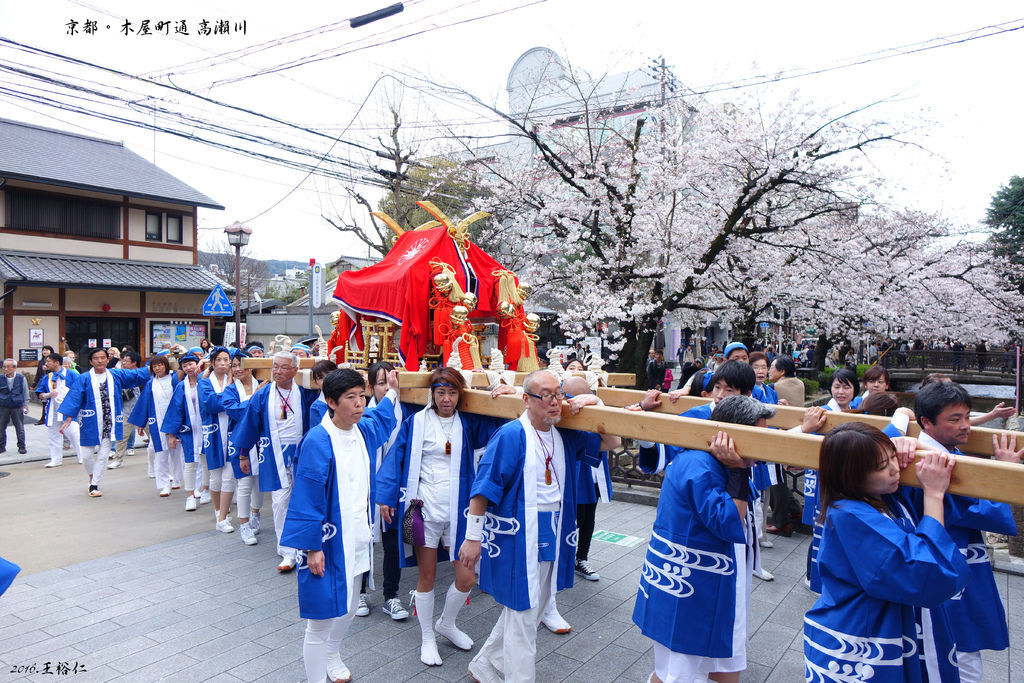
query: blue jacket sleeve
[
  {"left": 638, "top": 443, "right": 669, "bottom": 474},
  {"left": 220, "top": 385, "right": 247, "bottom": 423},
  {"left": 465, "top": 413, "right": 506, "bottom": 450},
  {"left": 229, "top": 391, "right": 264, "bottom": 453},
  {"left": 57, "top": 374, "right": 86, "bottom": 419},
  {"left": 114, "top": 367, "right": 152, "bottom": 390},
  {"left": 359, "top": 395, "right": 399, "bottom": 453},
  {"left": 832, "top": 503, "right": 969, "bottom": 607},
  {"left": 375, "top": 417, "right": 411, "bottom": 507},
  {"left": 281, "top": 431, "right": 331, "bottom": 552},
  {"left": 128, "top": 381, "right": 153, "bottom": 427},
  {"left": 945, "top": 495, "right": 1017, "bottom": 536},
  {"left": 471, "top": 425, "right": 524, "bottom": 505},
  {"left": 198, "top": 378, "right": 227, "bottom": 416}
]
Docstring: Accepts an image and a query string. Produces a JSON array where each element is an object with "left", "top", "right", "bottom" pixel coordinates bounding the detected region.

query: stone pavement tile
[
  {"left": 981, "top": 646, "right": 1008, "bottom": 666},
  {"left": 174, "top": 597, "right": 249, "bottom": 625},
  {"left": 19, "top": 568, "right": 76, "bottom": 589},
  {"left": 2, "top": 623, "right": 93, "bottom": 664},
  {"left": 0, "top": 629, "right": 51, "bottom": 657},
  {"left": 597, "top": 573, "right": 642, "bottom": 602},
  {"left": 55, "top": 663, "right": 123, "bottom": 683},
  {"left": 74, "top": 610, "right": 182, "bottom": 652},
  {"left": 560, "top": 594, "right": 626, "bottom": 632},
  {"left": 743, "top": 661, "right": 772, "bottom": 682},
  {"left": 81, "top": 635, "right": 160, "bottom": 670},
  {"left": 252, "top": 658, "right": 305, "bottom": 683},
  {"left": 980, "top": 660, "right": 1009, "bottom": 681},
  {"left": 746, "top": 596, "right": 776, "bottom": 634},
  {"left": 6, "top": 645, "right": 87, "bottom": 680},
  {"left": 110, "top": 651, "right": 200, "bottom": 682},
  {"left": 746, "top": 622, "right": 799, "bottom": 669},
  {"left": 765, "top": 586, "right": 817, "bottom": 628},
  {"left": 0, "top": 616, "right": 58, "bottom": 644},
  {"left": 562, "top": 643, "right": 642, "bottom": 683},
  {"left": 331, "top": 646, "right": 401, "bottom": 679},
  {"left": 352, "top": 646, "right": 427, "bottom": 681},
  {"left": 0, "top": 587, "right": 55, "bottom": 613},
  {"left": 764, "top": 646, "right": 805, "bottom": 682},
  {"left": 553, "top": 615, "right": 631, "bottom": 662},
  {"left": 616, "top": 646, "right": 655, "bottom": 682},
  {"left": 43, "top": 597, "right": 153, "bottom": 637},
  {"left": 613, "top": 624, "right": 652, "bottom": 653},
  {"left": 531, "top": 651, "right": 577, "bottom": 683},
  {"left": 227, "top": 645, "right": 302, "bottom": 680},
  {"left": 593, "top": 553, "right": 647, "bottom": 583},
  {"left": 110, "top": 595, "right": 195, "bottom": 630},
  {"left": 48, "top": 581, "right": 120, "bottom": 602},
  {"left": 171, "top": 641, "right": 269, "bottom": 680},
  {"left": 253, "top": 620, "right": 306, "bottom": 650}
]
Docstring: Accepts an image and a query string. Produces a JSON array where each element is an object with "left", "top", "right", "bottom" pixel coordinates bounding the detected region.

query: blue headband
[
  {"left": 179, "top": 353, "right": 201, "bottom": 366},
  {"left": 245, "top": 344, "right": 262, "bottom": 352},
  {"left": 702, "top": 372, "right": 714, "bottom": 391},
  {"left": 155, "top": 349, "right": 170, "bottom": 356},
  {"left": 291, "top": 343, "right": 311, "bottom": 353},
  {"left": 229, "top": 348, "right": 250, "bottom": 360},
  {"left": 431, "top": 382, "right": 455, "bottom": 389}
]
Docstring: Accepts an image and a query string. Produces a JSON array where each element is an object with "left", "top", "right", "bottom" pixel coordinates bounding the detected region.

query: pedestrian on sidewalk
[
  {"left": 32, "top": 345, "right": 54, "bottom": 426},
  {"left": 108, "top": 351, "right": 143, "bottom": 470},
  {"left": 0, "top": 358, "right": 29, "bottom": 454}
]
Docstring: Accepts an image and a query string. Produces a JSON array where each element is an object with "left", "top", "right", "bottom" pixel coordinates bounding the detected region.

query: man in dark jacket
[
  {"left": 32, "top": 345, "right": 54, "bottom": 425},
  {"left": 0, "top": 358, "right": 30, "bottom": 454}
]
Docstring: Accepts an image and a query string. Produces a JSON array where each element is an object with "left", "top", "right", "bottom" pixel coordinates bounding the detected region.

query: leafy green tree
[{"left": 985, "top": 175, "right": 1024, "bottom": 295}]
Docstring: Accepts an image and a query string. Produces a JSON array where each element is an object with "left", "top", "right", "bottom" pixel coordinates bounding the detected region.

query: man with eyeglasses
[
  {"left": 460, "top": 370, "right": 617, "bottom": 682},
  {"left": 230, "top": 351, "right": 321, "bottom": 572}
]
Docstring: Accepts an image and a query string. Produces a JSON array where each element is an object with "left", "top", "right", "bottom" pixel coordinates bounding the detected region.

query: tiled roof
[
  {"left": 0, "top": 251, "right": 233, "bottom": 293},
  {"left": 0, "top": 118, "right": 223, "bottom": 209}
]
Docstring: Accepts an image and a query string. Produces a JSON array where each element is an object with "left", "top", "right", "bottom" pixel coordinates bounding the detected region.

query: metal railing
[{"left": 878, "top": 349, "right": 1016, "bottom": 374}]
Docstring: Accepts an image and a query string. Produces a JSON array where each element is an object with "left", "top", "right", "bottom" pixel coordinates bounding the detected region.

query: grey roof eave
[{"left": 0, "top": 170, "right": 225, "bottom": 210}]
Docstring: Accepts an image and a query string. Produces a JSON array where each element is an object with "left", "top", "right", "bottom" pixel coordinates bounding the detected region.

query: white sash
[
  {"left": 209, "top": 372, "right": 231, "bottom": 453},
  {"left": 183, "top": 379, "right": 202, "bottom": 454},
  {"left": 88, "top": 369, "right": 117, "bottom": 441},
  {"left": 322, "top": 412, "right": 374, "bottom": 596},
  {"left": 267, "top": 383, "right": 299, "bottom": 486},
  {"left": 518, "top": 411, "right": 566, "bottom": 608}
]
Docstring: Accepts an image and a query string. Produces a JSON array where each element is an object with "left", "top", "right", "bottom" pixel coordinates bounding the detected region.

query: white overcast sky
[{"left": 0, "top": 1, "right": 1021, "bottom": 261}]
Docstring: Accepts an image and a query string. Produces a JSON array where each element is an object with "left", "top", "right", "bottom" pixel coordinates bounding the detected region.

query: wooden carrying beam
[
  {"left": 395, "top": 388, "right": 1024, "bottom": 506},
  {"left": 594, "top": 388, "right": 1024, "bottom": 458}
]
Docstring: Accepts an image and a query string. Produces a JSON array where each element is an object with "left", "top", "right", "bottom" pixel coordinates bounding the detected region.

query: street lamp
[{"left": 224, "top": 221, "right": 252, "bottom": 346}]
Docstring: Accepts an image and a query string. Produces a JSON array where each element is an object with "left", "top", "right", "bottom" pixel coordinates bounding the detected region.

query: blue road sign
[{"left": 203, "top": 283, "right": 234, "bottom": 317}]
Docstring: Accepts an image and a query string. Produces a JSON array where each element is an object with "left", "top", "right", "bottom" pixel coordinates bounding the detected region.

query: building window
[
  {"left": 145, "top": 212, "right": 162, "bottom": 241},
  {"left": 5, "top": 188, "right": 119, "bottom": 239},
  {"left": 166, "top": 215, "right": 183, "bottom": 243}
]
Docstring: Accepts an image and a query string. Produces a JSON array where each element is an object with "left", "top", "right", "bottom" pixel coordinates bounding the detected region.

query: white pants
[
  {"left": 250, "top": 484, "right": 264, "bottom": 511},
  {"left": 958, "top": 650, "right": 982, "bottom": 683},
  {"left": 271, "top": 484, "right": 296, "bottom": 560},
  {"left": 235, "top": 476, "right": 254, "bottom": 520},
  {"left": 183, "top": 453, "right": 208, "bottom": 494},
  {"left": 80, "top": 438, "right": 112, "bottom": 486},
  {"left": 48, "top": 421, "right": 79, "bottom": 465},
  {"left": 208, "top": 466, "right": 237, "bottom": 493},
  {"left": 652, "top": 642, "right": 745, "bottom": 682},
  {"left": 303, "top": 587, "right": 360, "bottom": 683},
  {"left": 474, "top": 559, "right": 554, "bottom": 683},
  {"left": 152, "top": 443, "right": 184, "bottom": 489}
]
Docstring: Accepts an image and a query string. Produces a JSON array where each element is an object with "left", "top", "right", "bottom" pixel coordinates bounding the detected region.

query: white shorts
[{"left": 421, "top": 519, "right": 451, "bottom": 549}]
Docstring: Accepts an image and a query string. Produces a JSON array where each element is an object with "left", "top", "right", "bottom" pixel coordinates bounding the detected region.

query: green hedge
[{"left": 799, "top": 377, "right": 820, "bottom": 396}]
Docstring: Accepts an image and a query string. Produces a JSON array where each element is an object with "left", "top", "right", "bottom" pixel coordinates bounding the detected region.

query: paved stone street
[{"left": 1, "top": 413, "right": 1022, "bottom": 682}]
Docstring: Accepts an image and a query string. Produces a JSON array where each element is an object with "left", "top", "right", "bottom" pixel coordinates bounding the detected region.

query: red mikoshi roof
[{"left": 332, "top": 225, "right": 510, "bottom": 369}]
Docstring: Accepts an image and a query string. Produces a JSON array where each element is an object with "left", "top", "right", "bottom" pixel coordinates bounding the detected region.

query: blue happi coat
[
  {"left": 221, "top": 377, "right": 260, "bottom": 479},
  {"left": 58, "top": 367, "right": 151, "bottom": 445},
  {"left": 633, "top": 447, "right": 752, "bottom": 658},
  {"left": 229, "top": 382, "right": 320, "bottom": 492},
  {"left": 375, "top": 408, "right": 503, "bottom": 567},
  {"left": 160, "top": 379, "right": 204, "bottom": 463},
  {"left": 38, "top": 368, "right": 79, "bottom": 427},
  {"left": 638, "top": 402, "right": 713, "bottom": 474},
  {"left": 913, "top": 431, "right": 1016, "bottom": 654},
  {"left": 804, "top": 402, "right": 904, "bottom": 592},
  {"left": 471, "top": 414, "right": 598, "bottom": 611},
  {"left": 198, "top": 374, "right": 235, "bottom": 470},
  {"left": 804, "top": 491, "right": 969, "bottom": 683},
  {"left": 128, "top": 373, "right": 180, "bottom": 452},
  {"left": 280, "top": 397, "right": 398, "bottom": 620},
  {"left": 752, "top": 383, "right": 778, "bottom": 405}
]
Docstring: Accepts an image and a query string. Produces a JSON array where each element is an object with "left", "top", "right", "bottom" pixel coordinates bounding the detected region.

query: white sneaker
[
  {"left": 185, "top": 495, "right": 198, "bottom": 512},
  {"left": 355, "top": 594, "right": 370, "bottom": 617},
  {"left": 44, "top": 462, "right": 61, "bottom": 468},
  {"left": 170, "top": 481, "right": 181, "bottom": 490},
  {"left": 215, "top": 519, "right": 234, "bottom": 533},
  {"left": 759, "top": 537, "right": 774, "bottom": 548},
  {"left": 326, "top": 655, "right": 351, "bottom": 683},
  {"left": 199, "top": 490, "right": 211, "bottom": 505},
  {"left": 276, "top": 556, "right": 296, "bottom": 572},
  {"left": 239, "top": 523, "right": 258, "bottom": 546},
  {"left": 127, "top": 449, "right": 135, "bottom": 456},
  {"left": 541, "top": 606, "right": 572, "bottom": 634},
  {"left": 468, "top": 657, "right": 502, "bottom": 683},
  {"left": 147, "top": 473, "right": 155, "bottom": 479},
  {"left": 382, "top": 597, "right": 409, "bottom": 620},
  {"left": 250, "top": 511, "right": 261, "bottom": 534},
  {"left": 753, "top": 567, "right": 774, "bottom": 581},
  {"left": 106, "top": 460, "right": 122, "bottom": 469},
  {"left": 159, "top": 486, "right": 171, "bottom": 497}
]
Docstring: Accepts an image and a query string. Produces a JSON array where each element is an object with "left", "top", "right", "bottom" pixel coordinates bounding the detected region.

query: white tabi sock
[
  {"left": 414, "top": 590, "right": 442, "bottom": 666},
  {"left": 435, "top": 583, "right": 474, "bottom": 650}
]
